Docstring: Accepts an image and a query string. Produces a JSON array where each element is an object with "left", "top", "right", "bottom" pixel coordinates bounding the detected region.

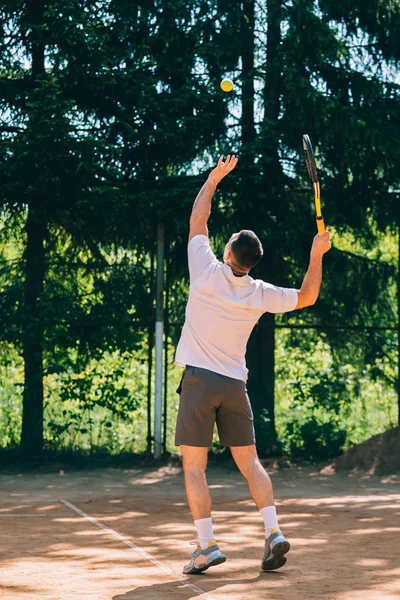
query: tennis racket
[{"left": 302, "top": 134, "right": 325, "bottom": 236}]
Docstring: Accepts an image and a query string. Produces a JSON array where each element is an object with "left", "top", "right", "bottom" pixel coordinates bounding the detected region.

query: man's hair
[{"left": 230, "top": 230, "right": 263, "bottom": 270}]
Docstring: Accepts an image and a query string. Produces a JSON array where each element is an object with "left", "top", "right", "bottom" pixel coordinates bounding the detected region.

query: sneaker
[
  {"left": 183, "top": 540, "right": 226, "bottom": 575},
  {"left": 261, "top": 529, "right": 290, "bottom": 571}
]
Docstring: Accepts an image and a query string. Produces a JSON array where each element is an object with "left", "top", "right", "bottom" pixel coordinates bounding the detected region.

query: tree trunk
[
  {"left": 242, "top": 0, "right": 256, "bottom": 151},
  {"left": 245, "top": 0, "right": 283, "bottom": 454},
  {"left": 398, "top": 224, "right": 400, "bottom": 425},
  {"left": 20, "top": 208, "right": 46, "bottom": 456},
  {"left": 264, "top": 0, "right": 283, "bottom": 181},
  {"left": 246, "top": 313, "right": 276, "bottom": 456},
  {"left": 20, "top": 0, "right": 46, "bottom": 457},
  {"left": 241, "top": 0, "right": 276, "bottom": 451}
]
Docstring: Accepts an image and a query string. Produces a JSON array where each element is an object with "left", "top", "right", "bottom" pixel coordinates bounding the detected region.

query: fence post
[
  {"left": 163, "top": 230, "right": 169, "bottom": 454},
  {"left": 154, "top": 223, "right": 164, "bottom": 459},
  {"left": 146, "top": 244, "right": 155, "bottom": 456}
]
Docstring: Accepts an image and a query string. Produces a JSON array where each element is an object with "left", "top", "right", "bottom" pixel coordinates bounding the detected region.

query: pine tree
[
  {"left": 0, "top": 0, "right": 235, "bottom": 455},
  {"left": 206, "top": 0, "right": 400, "bottom": 451},
  {"left": 0, "top": 2, "right": 133, "bottom": 455}
]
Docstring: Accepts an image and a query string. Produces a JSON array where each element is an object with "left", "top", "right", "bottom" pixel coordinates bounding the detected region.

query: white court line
[
  {"left": 0, "top": 513, "right": 70, "bottom": 517},
  {"left": 60, "top": 499, "right": 219, "bottom": 600}
]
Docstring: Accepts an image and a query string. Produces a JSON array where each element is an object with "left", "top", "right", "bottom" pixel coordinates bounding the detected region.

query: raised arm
[
  {"left": 296, "top": 231, "right": 331, "bottom": 309},
  {"left": 189, "top": 155, "right": 238, "bottom": 242}
]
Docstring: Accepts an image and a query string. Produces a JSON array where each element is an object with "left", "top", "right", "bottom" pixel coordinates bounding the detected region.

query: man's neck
[{"left": 226, "top": 261, "right": 249, "bottom": 277}]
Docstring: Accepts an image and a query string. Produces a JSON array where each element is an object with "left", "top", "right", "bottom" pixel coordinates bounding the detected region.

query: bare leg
[
  {"left": 180, "top": 445, "right": 211, "bottom": 520},
  {"left": 230, "top": 444, "right": 274, "bottom": 508},
  {"left": 231, "top": 445, "right": 289, "bottom": 571}
]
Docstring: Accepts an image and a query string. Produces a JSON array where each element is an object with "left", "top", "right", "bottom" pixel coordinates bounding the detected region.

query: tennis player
[{"left": 175, "top": 155, "right": 331, "bottom": 574}]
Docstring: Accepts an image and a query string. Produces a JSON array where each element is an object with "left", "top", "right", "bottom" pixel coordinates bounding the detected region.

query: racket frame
[{"left": 302, "top": 134, "right": 325, "bottom": 236}]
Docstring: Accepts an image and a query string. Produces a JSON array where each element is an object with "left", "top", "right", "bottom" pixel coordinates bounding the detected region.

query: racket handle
[{"left": 316, "top": 217, "right": 325, "bottom": 236}]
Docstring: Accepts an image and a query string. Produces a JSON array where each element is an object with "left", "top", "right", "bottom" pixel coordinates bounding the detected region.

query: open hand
[{"left": 208, "top": 155, "right": 238, "bottom": 185}]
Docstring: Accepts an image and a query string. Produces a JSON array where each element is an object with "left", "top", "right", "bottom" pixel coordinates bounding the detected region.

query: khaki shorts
[{"left": 175, "top": 365, "right": 256, "bottom": 448}]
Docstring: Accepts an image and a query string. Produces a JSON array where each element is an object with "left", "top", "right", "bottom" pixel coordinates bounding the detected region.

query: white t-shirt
[{"left": 175, "top": 235, "right": 298, "bottom": 381}]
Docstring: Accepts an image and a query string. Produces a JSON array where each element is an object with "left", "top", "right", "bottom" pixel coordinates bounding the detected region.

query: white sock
[
  {"left": 194, "top": 517, "right": 214, "bottom": 549},
  {"left": 260, "top": 505, "right": 279, "bottom": 538}
]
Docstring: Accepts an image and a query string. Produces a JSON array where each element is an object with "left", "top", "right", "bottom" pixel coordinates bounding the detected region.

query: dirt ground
[
  {"left": 0, "top": 462, "right": 399, "bottom": 600},
  {"left": 331, "top": 427, "right": 400, "bottom": 475}
]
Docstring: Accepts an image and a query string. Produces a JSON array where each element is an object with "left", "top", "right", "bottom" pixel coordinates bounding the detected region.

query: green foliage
[
  {"left": 0, "top": 342, "right": 23, "bottom": 448},
  {"left": 0, "top": 338, "right": 183, "bottom": 454},
  {"left": 275, "top": 326, "right": 398, "bottom": 460},
  {"left": 0, "top": 0, "right": 399, "bottom": 459},
  {"left": 44, "top": 348, "right": 147, "bottom": 452},
  {"left": 287, "top": 418, "right": 346, "bottom": 461}
]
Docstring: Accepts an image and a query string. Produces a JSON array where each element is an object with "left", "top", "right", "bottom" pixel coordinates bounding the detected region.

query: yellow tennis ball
[{"left": 220, "top": 78, "right": 233, "bottom": 92}]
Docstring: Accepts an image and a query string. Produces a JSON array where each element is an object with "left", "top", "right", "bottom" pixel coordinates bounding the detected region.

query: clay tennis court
[{"left": 1, "top": 462, "right": 400, "bottom": 600}]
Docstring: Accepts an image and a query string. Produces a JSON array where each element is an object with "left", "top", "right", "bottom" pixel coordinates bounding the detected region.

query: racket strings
[
  {"left": 302, "top": 134, "right": 325, "bottom": 235},
  {"left": 302, "top": 136, "right": 318, "bottom": 185}
]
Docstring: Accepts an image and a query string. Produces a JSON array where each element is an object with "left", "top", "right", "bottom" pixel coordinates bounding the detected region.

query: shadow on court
[
  {"left": 0, "top": 465, "right": 399, "bottom": 599},
  {"left": 112, "top": 574, "right": 269, "bottom": 600}
]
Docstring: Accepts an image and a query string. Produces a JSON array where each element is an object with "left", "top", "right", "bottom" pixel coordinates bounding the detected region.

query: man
[{"left": 175, "top": 155, "right": 331, "bottom": 575}]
